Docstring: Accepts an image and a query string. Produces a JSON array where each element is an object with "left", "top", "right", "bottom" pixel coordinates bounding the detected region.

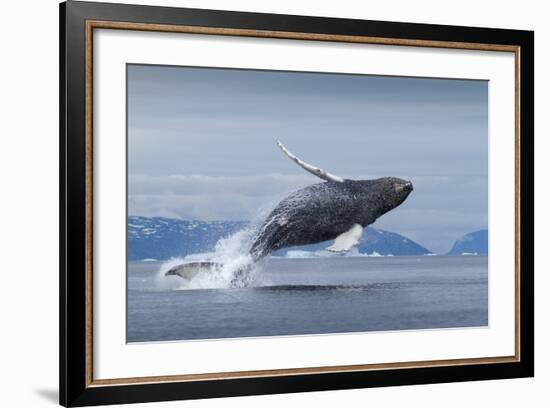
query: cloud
[
  {"left": 129, "top": 173, "right": 313, "bottom": 197},
  {"left": 127, "top": 65, "right": 488, "bottom": 254},
  {"left": 128, "top": 172, "right": 487, "bottom": 254},
  {"left": 128, "top": 173, "right": 313, "bottom": 220}
]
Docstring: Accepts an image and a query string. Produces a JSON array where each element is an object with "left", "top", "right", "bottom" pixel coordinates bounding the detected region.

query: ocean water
[{"left": 127, "top": 256, "right": 488, "bottom": 342}]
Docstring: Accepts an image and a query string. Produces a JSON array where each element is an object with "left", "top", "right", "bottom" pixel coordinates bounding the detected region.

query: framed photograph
[{"left": 60, "top": 1, "right": 534, "bottom": 406}]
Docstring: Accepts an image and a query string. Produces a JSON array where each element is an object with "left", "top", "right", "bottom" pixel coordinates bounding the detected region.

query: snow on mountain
[{"left": 127, "top": 216, "right": 433, "bottom": 261}]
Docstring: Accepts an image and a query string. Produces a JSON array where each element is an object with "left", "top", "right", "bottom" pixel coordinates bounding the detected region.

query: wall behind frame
[{"left": 0, "top": 0, "right": 546, "bottom": 407}]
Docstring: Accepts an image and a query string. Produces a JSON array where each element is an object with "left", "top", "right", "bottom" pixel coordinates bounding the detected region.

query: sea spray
[{"left": 155, "top": 223, "right": 270, "bottom": 290}]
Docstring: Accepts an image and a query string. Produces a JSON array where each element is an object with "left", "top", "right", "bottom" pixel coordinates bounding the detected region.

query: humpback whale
[{"left": 166, "top": 141, "right": 413, "bottom": 282}]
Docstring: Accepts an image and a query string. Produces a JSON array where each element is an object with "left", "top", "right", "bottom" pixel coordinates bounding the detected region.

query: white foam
[{"left": 156, "top": 217, "right": 273, "bottom": 290}]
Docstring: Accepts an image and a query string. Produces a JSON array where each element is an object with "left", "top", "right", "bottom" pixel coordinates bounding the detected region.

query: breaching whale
[{"left": 166, "top": 141, "right": 413, "bottom": 282}]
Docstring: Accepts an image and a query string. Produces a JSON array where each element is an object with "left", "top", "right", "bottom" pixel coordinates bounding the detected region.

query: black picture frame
[{"left": 60, "top": 1, "right": 534, "bottom": 406}]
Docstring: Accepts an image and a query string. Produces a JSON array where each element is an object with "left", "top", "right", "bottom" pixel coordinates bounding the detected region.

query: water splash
[{"left": 156, "top": 222, "right": 270, "bottom": 290}]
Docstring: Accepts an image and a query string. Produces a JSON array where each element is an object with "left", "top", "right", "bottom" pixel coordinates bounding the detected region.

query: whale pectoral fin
[
  {"left": 326, "top": 224, "right": 363, "bottom": 252},
  {"left": 277, "top": 140, "right": 344, "bottom": 183}
]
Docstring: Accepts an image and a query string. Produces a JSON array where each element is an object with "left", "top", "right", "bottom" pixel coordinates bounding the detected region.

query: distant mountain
[
  {"left": 272, "top": 228, "right": 432, "bottom": 257},
  {"left": 128, "top": 217, "right": 245, "bottom": 261},
  {"left": 127, "top": 216, "right": 432, "bottom": 261},
  {"left": 447, "top": 230, "right": 488, "bottom": 255}
]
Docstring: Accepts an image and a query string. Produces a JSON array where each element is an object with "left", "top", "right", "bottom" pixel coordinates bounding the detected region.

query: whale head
[
  {"left": 387, "top": 177, "right": 414, "bottom": 206},
  {"left": 274, "top": 141, "right": 413, "bottom": 225},
  {"left": 351, "top": 177, "right": 413, "bottom": 225}
]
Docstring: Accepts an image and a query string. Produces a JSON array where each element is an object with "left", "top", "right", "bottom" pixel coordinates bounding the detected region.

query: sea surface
[{"left": 127, "top": 256, "right": 488, "bottom": 342}]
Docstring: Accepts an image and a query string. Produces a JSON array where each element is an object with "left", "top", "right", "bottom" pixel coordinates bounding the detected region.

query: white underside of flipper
[{"left": 326, "top": 224, "right": 363, "bottom": 252}]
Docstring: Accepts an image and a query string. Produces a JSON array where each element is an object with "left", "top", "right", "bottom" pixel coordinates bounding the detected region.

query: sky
[{"left": 127, "top": 64, "right": 488, "bottom": 254}]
